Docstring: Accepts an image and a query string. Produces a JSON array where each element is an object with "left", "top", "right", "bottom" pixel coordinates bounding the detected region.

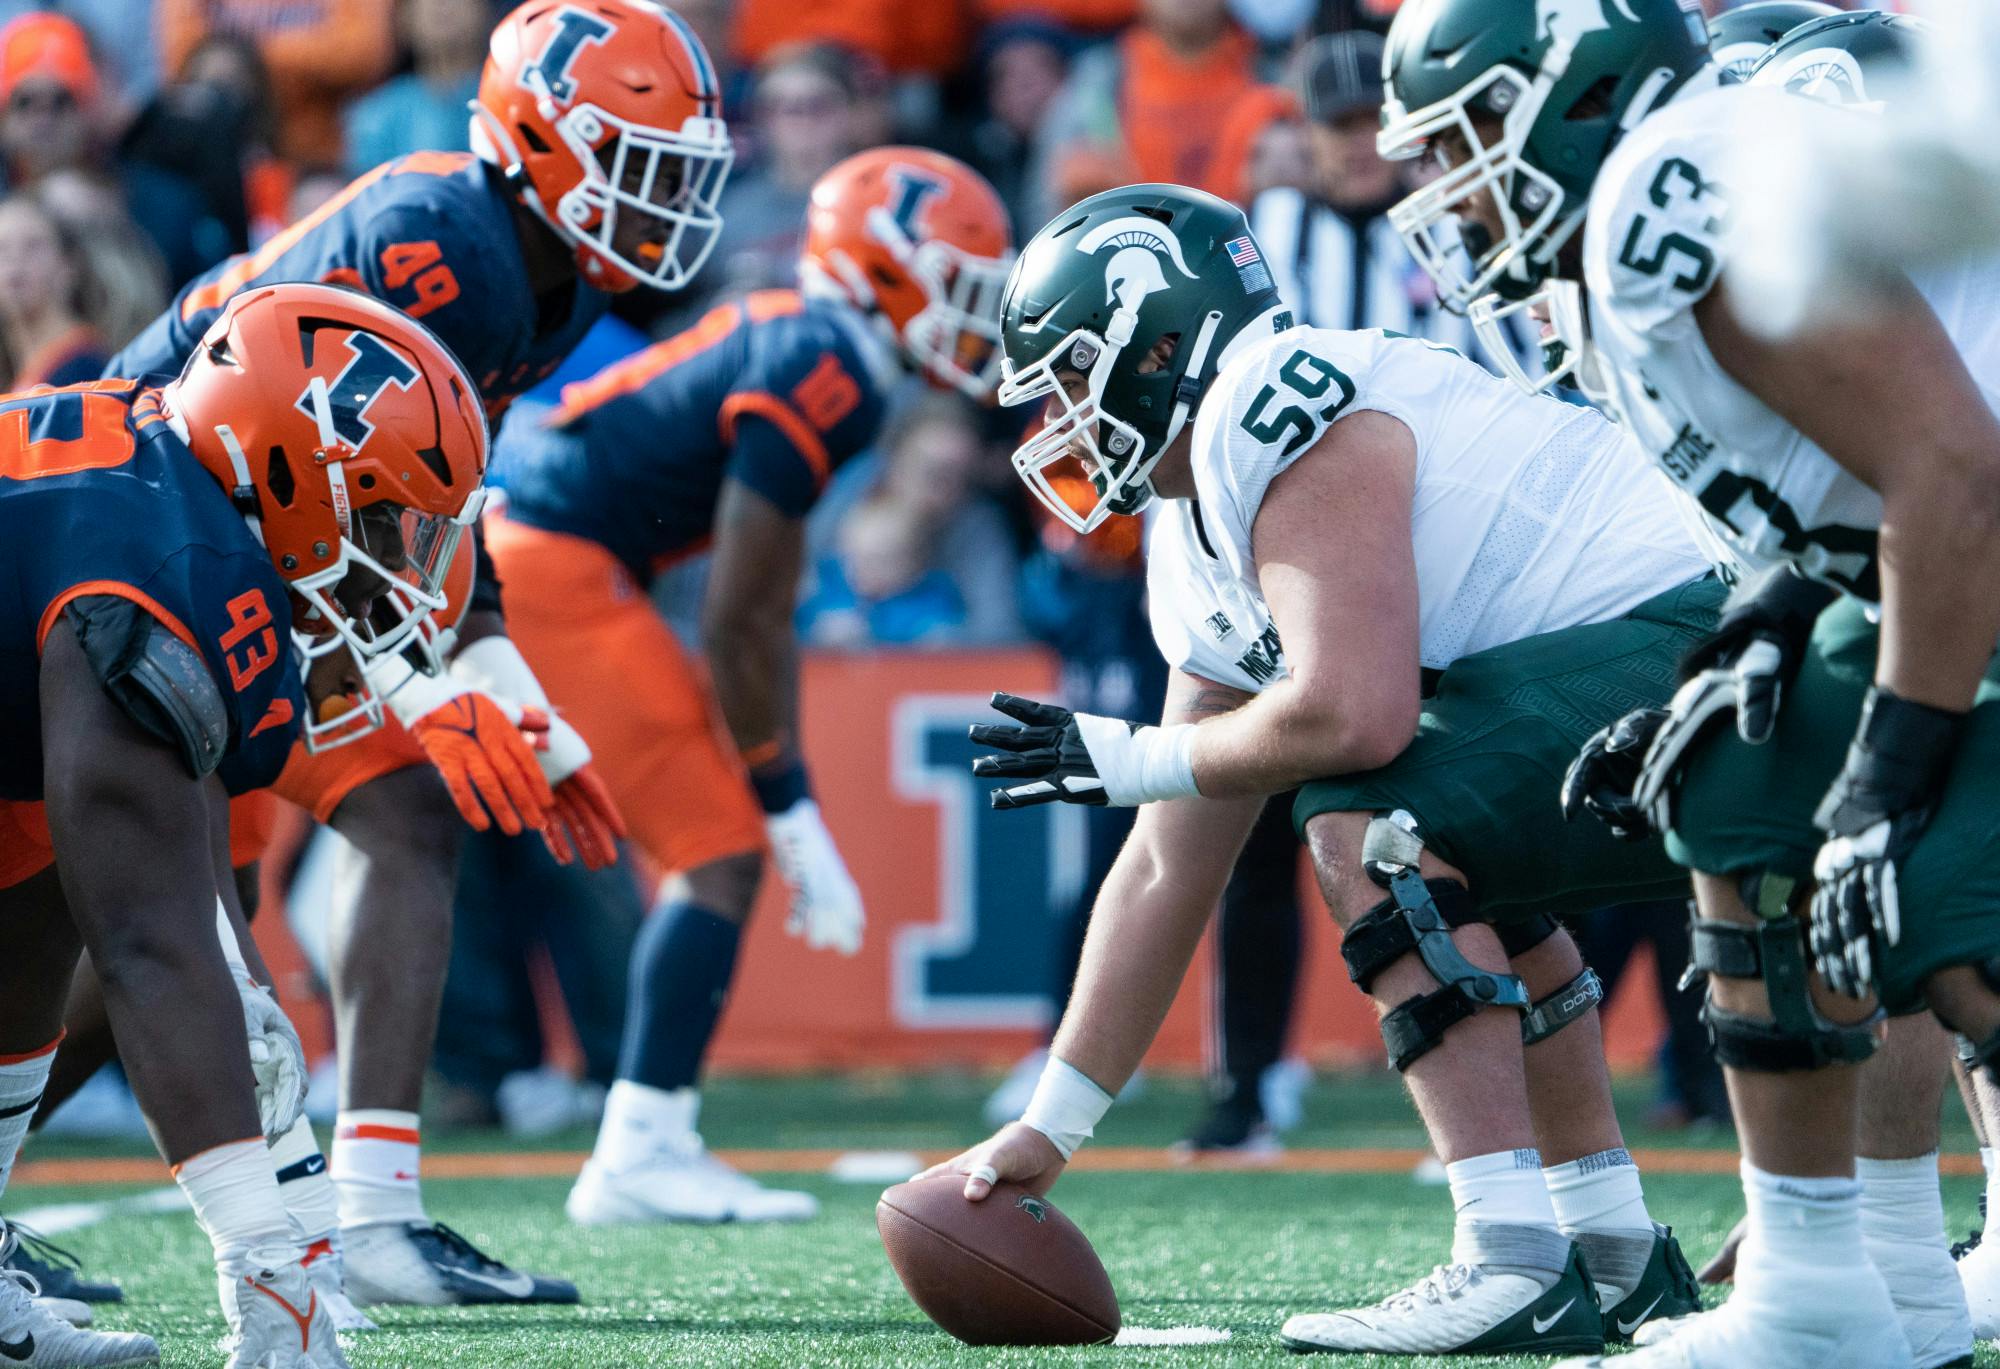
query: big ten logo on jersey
[
  {"left": 218, "top": 589, "right": 279, "bottom": 691},
  {"left": 301, "top": 332, "right": 419, "bottom": 449},
  {"left": 526, "top": 7, "right": 613, "bottom": 102},
  {"left": 889, "top": 695, "right": 1085, "bottom": 1029}
]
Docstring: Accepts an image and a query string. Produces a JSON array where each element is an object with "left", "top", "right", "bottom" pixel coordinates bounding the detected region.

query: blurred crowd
[{"left": 4, "top": 0, "right": 1884, "bottom": 1138}]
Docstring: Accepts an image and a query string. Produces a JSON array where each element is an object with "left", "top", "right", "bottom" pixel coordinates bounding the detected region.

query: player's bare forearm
[
  {"left": 1702, "top": 279, "right": 2000, "bottom": 710},
  {"left": 1188, "top": 674, "right": 1416, "bottom": 797},
  {"left": 1186, "top": 414, "right": 1422, "bottom": 798},
  {"left": 703, "top": 480, "right": 807, "bottom": 766},
  {"left": 1048, "top": 674, "right": 1266, "bottom": 1091}
]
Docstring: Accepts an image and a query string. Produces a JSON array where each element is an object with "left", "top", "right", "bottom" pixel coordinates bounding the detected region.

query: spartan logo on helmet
[
  {"left": 1076, "top": 215, "right": 1197, "bottom": 315},
  {"left": 1537, "top": 0, "right": 1628, "bottom": 46},
  {"left": 297, "top": 332, "right": 421, "bottom": 450}
]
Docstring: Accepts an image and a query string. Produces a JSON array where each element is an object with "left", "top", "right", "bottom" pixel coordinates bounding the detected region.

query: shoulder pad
[{"left": 64, "top": 595, "right": 229, "bottom": 779}]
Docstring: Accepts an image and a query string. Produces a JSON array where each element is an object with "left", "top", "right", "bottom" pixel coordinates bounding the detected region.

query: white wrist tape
[
  {"left": 1020, "top": 1057, "right": 1113, "bottom": 1160},
  {"left": 450, "top": 636, "right": 552, "bottom": 711},
  {"left": 369, "top": 653, "right": 473, "bottom": 728},
  {"left": 1074, "top": 714, "right": 1200, "bottom": 806}
]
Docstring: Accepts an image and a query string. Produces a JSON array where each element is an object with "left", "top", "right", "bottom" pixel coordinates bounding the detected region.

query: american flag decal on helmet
[{"left": 1225, "top": 235, "right": 1273, "bottom": 295}]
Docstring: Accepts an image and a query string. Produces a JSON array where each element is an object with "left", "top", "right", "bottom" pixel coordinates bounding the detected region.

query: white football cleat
[
  {"left": 298, "top": 1240, "right": 373, "bottom": 1332},
  {"left": 339, "top": 1222, "right": 575, "bottom": 1307},
  {"left": 567, "top": 1141, "right": 818, "bottom": 1225},
  {"left": 218, "top": 1248, "right": 347, "bottom": 1369},
  {"left": 1280, "top": 1249, "right": 1601, "bottom": 1356},
  {"left": 33, "top": 1297, "right": 90, "bottom": 1329},
  {"left": 0, "top": 1254, "right": 155, "bottom": 1366},
  {"left": 1866, "top": 1227, "right": 1973, "bottom": 1368},
  {"left": 1958, "top": 1235, "right": 2000, "bottom": 1339},
  {"left": 1558, "top": 1264, "right": 1910, "bottom": 1369}
]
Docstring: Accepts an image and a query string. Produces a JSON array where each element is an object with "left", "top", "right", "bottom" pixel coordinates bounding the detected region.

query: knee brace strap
[
  {"left": 1687, "top": 911, "right": 1881, "bottom": 1072},
  {"left": 1340, "top": 878, "right": 1486, "bottom": 990},
  {"left": 1343, "top": 869, "right": 1529, "bottom": 1073},
  {"left": 1520, "top": 967, "right": 1604, "bottom": 1047},
  {"left": 1496, "top": 912, "right": 1560, "bottom": 959}
]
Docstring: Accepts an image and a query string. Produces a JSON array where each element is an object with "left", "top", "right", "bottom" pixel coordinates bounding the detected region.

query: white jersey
[
  {"left": 1146, "top": 323, "right": 1712, "bottom": 694},
  {"left": 1584, "top": 81, "right": 2000, "bottom": 600}
]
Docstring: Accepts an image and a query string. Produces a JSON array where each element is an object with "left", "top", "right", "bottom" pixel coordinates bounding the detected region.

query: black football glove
[
  {"left": 1808, "top": 687, "right": 1963, "bottom": 999},
  {"left": 1630, "top": 567, "right": 1838, "bottom": 833},
  {"left": 969, "top": 692, "right": 1198, "bottom": 809},
  {"left": 1561, "top": 707, "right": 1669, "bottom": 840}
]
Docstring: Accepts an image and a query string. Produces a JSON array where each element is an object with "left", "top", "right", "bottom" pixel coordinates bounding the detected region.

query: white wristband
[
  {"left": 369, "top": 653, "right": 472, "bottom": 728},
  {"left": 1020, "top": 1057, "right": 1114, "bottom": 1161},
  {"left": 450, "top": 635, "right": 552, "bottom": 711},
  {"left": 1073, "top": 714, "right": 1201, "bottom": 805}
]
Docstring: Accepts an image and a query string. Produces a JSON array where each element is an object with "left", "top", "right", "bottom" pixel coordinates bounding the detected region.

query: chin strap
[{"left": 1161, "top": 309, "right": 1225, "bottom": 455}]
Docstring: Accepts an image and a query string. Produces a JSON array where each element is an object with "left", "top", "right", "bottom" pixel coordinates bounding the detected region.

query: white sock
[
  {"left": 594, "top": 1081, "right": 698, "bottom": 1170},
  {"left": 1546, "top": 1147, "right": 1654, "bottom": 1301},
  {"left": 1858, "top": 1153, "right": 1947, "bottom": 1249},
  {"left": 0, "top": 1038, "right": 57, "bottom": 1198},
  {"left": 175, "top": 1137, "right": 296, "bottom": 1262},
  {"left": 268, "top": 1114, "right": 339, "bottom": 1246},
  {"left": 1739, "top": 1160, "right": 1865, "bottom": 1296},
  {"left": 1545, "top": 1147, "right": 1653, "bottom": 1233},
  {"left": 332, "top": 1109, "right": 426, "bottom": 1229},
  {"left": 1446, "top": 1148, "right": 1567, "bottom": 1285}
]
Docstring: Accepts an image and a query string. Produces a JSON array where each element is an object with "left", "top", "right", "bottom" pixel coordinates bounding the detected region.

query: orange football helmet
[
  {"left": 802, "top": 147, "right": 1014, "bottom": 398},
  {"left": 164, "top": 282, "right": 489, "bottom": 751},
  {"left": 472, "top": 0, "right": 733, "bottom": 294}
]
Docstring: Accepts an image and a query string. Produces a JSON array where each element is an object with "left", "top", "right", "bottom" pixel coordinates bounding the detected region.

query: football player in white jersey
[
  {"left": 1377, "top": 3, "right": 2000, "bottom": 1366},
  {"left": 920, "top": 183, "right": 1723, "bottom": 1357}
]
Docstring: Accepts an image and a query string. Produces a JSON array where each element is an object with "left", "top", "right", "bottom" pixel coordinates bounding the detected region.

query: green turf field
[{"left": 12, "top": 1072, "right": 1990, "bottom": 1367}]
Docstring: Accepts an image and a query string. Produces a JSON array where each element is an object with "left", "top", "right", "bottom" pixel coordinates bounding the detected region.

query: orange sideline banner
[{"left": 253, "top": 648, "right": 1668, "bottom": 1075}]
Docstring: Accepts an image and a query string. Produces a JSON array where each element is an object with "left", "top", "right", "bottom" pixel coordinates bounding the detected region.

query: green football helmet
[
  {"left": 1378, "top": 0, "right": 1711, "bottom": 312},
  {"left": 1709, "top": 1, "right": 1838, "bottom": 84},
  {"left": 997, "top": 184, "right": 1286, "bottom": 533},
  {"left": 1747, "top": 9, "right": 1933, "bottom": 108}
]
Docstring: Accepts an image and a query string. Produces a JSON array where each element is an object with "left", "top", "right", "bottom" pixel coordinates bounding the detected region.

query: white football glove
[
  {"left": 240, "top": 978, "right": 308, "bottom": 1143},
  {"left": 215, "top": 899, "right": 307, "bottom": 1142},
  {"left": 765, "top": 798, "right": 864, "bottom": 956}
]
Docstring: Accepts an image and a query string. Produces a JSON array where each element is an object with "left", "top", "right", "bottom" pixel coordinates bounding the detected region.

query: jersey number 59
[{"left": 1239, "top": 350, "right": 1356, "bottom": 457}]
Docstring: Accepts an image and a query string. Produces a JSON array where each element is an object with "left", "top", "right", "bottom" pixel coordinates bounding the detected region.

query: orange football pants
[{"left": 482, "top": 509, "right": 765, "bottom": 875}]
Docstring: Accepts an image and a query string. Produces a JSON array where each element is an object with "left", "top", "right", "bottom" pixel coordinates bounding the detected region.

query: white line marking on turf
[
  {"left": 828, "top": 1151, "right": 926, "bottom": 1183},
  {"left": 11, "top": 1186, "right": 184, "bottom": 1235},
  {"left": 1114, "top": 1328, "right": 1233, "bottom": 1346}
]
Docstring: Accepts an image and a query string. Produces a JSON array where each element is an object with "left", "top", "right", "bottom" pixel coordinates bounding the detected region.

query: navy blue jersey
[
  {"left": 0, "top": 382, "right": 303, "bottom": 801},
  {"left": 107, "top": 152, "right": 610, "bottom": 422},
  {"left": 492, "top": 291, "right": 890, "bottom": 578}
]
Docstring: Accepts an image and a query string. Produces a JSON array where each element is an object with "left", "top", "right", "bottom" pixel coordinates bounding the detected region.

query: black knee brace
[
  {"left": 1496, "top": 912, "right": 1560, "bottom": 959},
  {"left": 1341, "top": 813, "right": 1529, "bottom": 1072},
  {"left": 1521, "top": 968, "right": 1604, "bottom": 1047},
  {"left": 1685, "top": 902, "right": 1881, "bottom": 1071}
]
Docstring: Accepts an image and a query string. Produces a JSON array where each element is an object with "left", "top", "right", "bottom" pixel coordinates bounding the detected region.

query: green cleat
[{"left": 1603, "top": 1223, "right": 1703, "bottom": 1344}]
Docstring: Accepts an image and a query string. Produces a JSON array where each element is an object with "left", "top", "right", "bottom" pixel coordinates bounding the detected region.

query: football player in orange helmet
[
  {"left": 472, "top": 0, "right": 732, "bottom": 293},
  {"left": 0, "top": 281, "right": 485, "bottom": 1368},
  {"left": 482, "top": 146, "right": 1014, "bottom": 1225},
  {"left": 801, "top": 146, "right": 1014, "bottom": 397},
  {"left": 38, "top": 0, "right": 730, "bottom": 1318}
]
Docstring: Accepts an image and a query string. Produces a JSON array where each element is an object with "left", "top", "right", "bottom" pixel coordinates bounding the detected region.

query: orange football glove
[
  {"left": 407, "top": 694, "right": 556, "bottom": 836},
  {"left": 538, "top": 761, "right": 626, "bottom": 869}
]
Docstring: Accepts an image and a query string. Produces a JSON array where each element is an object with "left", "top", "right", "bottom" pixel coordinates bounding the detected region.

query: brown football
[{"left": 877, "top": 1175, "right": 1120, "bottom": 1345}]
